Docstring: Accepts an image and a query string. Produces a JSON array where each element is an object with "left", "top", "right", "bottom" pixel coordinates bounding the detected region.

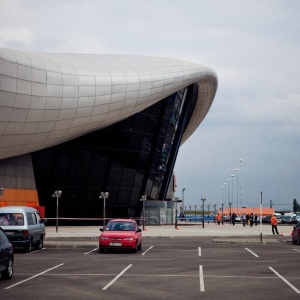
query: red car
[
  {"left": 99, "top": 219, "right": 142, "bottom": 253},
  {"left": 292, "top": 222, "right": 300, "bottom": 245}
]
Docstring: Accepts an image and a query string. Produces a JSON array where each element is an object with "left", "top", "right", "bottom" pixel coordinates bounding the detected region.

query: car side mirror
[
  {"left": 40, "top": 219, "right": 47, "bottom": 223},
  {"left": 100, "top": 228, "right": 103, "bottom": 232}
]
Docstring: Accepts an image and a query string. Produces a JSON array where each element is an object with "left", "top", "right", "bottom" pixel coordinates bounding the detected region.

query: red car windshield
[{"left": 105, "top": 222, "right": 135, "bottom": 231}]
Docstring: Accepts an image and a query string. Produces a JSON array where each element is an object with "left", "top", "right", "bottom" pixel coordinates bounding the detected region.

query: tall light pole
[
  {"left": 52, "top": 190, "right": 62, "bottom": 233},
  {"left": 227, "top": 178, "right": 230, "bottom": 213},
  {"left": 240, "top": 159, "right": 243, "bottom": 213},
  {"left": 231, "top": 174, "right": 234, "bottom": 211},
  {"left": 99, "top": 192, "right": 109, "bottom": 227},
  {"left": 235, "top": 169, "right": 239, "bottom": 212},
  {"left": 229, "top": 202, "right": 232, "bottom": 225},
  {"left": 140, "top": 195, "right": 147, "bottom": 230},
  {"left": 182, "top": 188, "right": 185, "bottom": 215},
  {"left": 201, "top": 198, "right": 206, "bottom": 228},
  {"left": 207, "top": 203, "right": 210, "bottom": 224},
  {"left": 224, "top": 183, "right": 227, "bottom": 211}
]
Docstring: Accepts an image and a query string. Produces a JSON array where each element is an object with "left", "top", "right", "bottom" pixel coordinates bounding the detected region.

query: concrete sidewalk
[{"left": 44, "top": 222, "right": 294, "bottom": 248}]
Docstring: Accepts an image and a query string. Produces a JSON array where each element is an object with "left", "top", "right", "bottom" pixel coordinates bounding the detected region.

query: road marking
[
  {"left": 27, "top": 248, "right": 46, "bottom": 254},
  {"left": 141, "top": 245, "right": 153, "bottom": 256},
  {"left": 199, "top": 265, "right": 205, "bottom": 292},
  {"left": 84, "top": 248, "right": 97, "bottom": 255},
  {"left": 102, "top": 264, "right": 132, "bottom": 290},
  {"left": 198, "top": 247, "right": 201, "bottom": 256},
  {"left": 245, "top": 248, "right": 259, "bottom": 257},
  {"left": 269, "top": 266, "right": 300, "bottom": 294},
  {"left": 5, "top": 263, "right": 64, "bottom": 290},
  {"left": 293, "top": 249, "right": 300, "bottom": 253}
]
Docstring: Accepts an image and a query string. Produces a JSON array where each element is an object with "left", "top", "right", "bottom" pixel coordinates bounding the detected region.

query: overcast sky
[{"left": 1, "top": 0, "right": 299, "bottom": 212}]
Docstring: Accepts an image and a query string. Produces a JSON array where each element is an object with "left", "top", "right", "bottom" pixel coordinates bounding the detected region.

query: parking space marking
[
  {"left": 269, "top": 266, "right": 300, "bottom": 294},
  {"left": 141, "top": 245, "right": 153, "bottom": 256},
  {"left": 198, "top": 247, "right": 201, "bottom": 256},
  {"left": 102, "top": 264, "right": 132, "bottom": 290},
  {"left": 199, "top": 265, "right": 205, "bottom": 292},
  {"left": 293, "top": 249, "right": 300, "bottom": 253},
  {"left": 4, "top": 263, "right": 64, "bottom": 290},
  {"left": 245, "top": 248, "right": 259, "bottom": 257},
  {"left": 84, "top": 248, "right": 97, "bottom": 255},
  {"left": 27, "top": 248, "right": 46, "bottom": 254}
]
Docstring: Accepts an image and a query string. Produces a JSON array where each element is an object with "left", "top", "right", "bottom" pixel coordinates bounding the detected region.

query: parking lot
[{"left": 1, "top": 237, "right": 299, "bottom": 300}]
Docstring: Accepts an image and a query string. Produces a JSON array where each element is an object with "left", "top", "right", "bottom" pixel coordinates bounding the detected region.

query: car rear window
[{"left": 0, "top": 213, "right": 24, "bottom": 226}]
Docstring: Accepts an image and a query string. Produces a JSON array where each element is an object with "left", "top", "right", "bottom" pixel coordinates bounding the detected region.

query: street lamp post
[
  {"left": 182, "top": 188, "right": 185, "bottom": 216},
  {"left": 240, "top": 159, "right": 243, "bottom": 213},
  {"left": 52, "top": 190, "right": 62, "bottom": 233},
  {"left": 99, "top": 192, "right": 109, "bottom": 227},
  {"left": 140, "top": 195, "right": 147, "bottom": 230},
  {"left": 221, "top": 203, "right": 224, "bottom": 225},
  {"left": 201, "top": 198, "right": 206, "bottom": 228},
  {"left": 229, "top": 202, "right": 232, "bottom": 225},
  {"left": 231, "top": 174, "right": 234, "bottom": 209},
  {"left": 207, "top": 204, "right": 210, "bottom": 224},
  {"left": 235, "top": 169, "right": 239, "bottom": 212}
]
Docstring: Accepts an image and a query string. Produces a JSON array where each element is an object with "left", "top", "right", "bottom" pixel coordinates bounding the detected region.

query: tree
[{"left": 293, "top": 198, "right": 299, "bottom": 212}]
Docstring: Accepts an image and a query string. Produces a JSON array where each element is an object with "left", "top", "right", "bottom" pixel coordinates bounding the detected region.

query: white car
[{"left": 0, "top": 206, "right": 46, "bottom": 252}]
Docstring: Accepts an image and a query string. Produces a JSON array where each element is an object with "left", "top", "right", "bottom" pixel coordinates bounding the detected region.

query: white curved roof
[{"left": 0, "top": 47, "right": 218, "bottom": 160}]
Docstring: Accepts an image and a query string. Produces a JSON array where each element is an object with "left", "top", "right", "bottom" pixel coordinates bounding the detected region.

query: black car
[
  {"left": 262, "top": 216, "right": 271, "bottom": 223},
  {"left": 0, "top": 227, "right": 14, "bottom": 279},
  {"left": 281, "top": 216, "right": 298, "bottom": 225}
]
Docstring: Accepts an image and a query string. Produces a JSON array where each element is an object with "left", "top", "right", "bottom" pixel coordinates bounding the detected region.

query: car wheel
[
  {"left": 99, "top": 247, "right": 104, "bottom": 253},
  {"left": 297, "top": 236, "right": 300, "bottom": 246},
  {"left": 137, "top": 241, "right": 142, "bottom": 251},
  {"left": 35, "top": 237, "right": 44, "bottom": 250},
  {"left": 2, "top": 256, "right": 13, "bottom": 280},
  {"left": 132, "top": 242, "right": 138, "bottom": 253},
  {"left": 292, "top": 238, "right": 297, "bottom": 245},
  {"left": 25, "top": 239, "right": 32, "bottom": 253}
]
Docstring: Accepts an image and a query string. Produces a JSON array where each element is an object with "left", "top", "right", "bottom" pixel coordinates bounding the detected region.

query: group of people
[{"left": 215, "top": 212, "right": 280, "bottom": 235}]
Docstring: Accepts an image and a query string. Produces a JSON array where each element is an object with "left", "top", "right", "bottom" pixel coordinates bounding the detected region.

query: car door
[{"left": 0, "top": 229, "right": 9, "bottom": 272}]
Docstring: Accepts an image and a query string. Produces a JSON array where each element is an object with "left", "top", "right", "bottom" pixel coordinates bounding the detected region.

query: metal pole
[
  {"left": 56, "top": 196, "right": 58, "bottom": 233},
  {"left": 222, "top": 203, "right": 224, "bottom": 225},
  {"left": 207, "top": 204, "right": 210, "bottom": 224},
  {"left": 229, "top": 202, "right": 232, "bottom": 225},
  {"left": 201, "top": 198, "right": 206, "bottom": 228},
  {"left": 260, "top": 191, "right": 263, "bottom": 242},
  {"left": 100, "top": 192, "right": 109, "bottom": 227}
]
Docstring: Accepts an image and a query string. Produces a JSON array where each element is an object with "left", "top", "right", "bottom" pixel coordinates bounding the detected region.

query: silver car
[{"left": 0, "top": 206, "right": 46, "bottom": 252}]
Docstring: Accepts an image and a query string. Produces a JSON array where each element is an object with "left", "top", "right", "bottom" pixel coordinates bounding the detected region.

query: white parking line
[
  {"left": 84, "top": 248, "right": 97, "bottom": 255},
  {"left": 102, "top": 264, "right": 133, "bottom": 290},
  {"left": 5, "top": 263, "right": 64, "bottom": 290},
  {"left": 27, "top": 248, "right": 46, "bottom": 254},
  {"left": 199, "top": 265, "right": 205, "bottom": 292},
  {"left": 198, "top": 247, "right": 201, "bottom": 257},
  {"left": 245, "top": 248, "right": 259, "bottom": 257},
  {"left": 141, "top": 245, "right": 153, "bottom": 256},
  {"left": 293, "top": 249, "right": 300, "bottom": 253},
  {"left": 269, "top": 266, "right": 300, "bottom": 294}
]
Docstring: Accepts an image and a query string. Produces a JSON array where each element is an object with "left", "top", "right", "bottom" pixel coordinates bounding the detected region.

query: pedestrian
[
  {"left": 217, "top": 213, "right": 221, "bottom": 225},
  {"left": 246, "top": 213, "right": 250, "bottom": 225},
  {"left": 242, "top": 213, "right": 246, "bottom": 227},
  {"left": 249, "top": 213, "right": 254, "bottom": 227},
  {"left": 271, "top": 214, "right": 279, "bottom": 235},
  {"left": 231, "top": 212, "right": 236, "bottom": 225},
  {"left": 254, "top": 214, "right": 258, "bottom": 226}
]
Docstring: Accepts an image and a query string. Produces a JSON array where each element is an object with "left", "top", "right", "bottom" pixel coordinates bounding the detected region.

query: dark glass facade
[{"left": 31, "top": 84, "right": 198, "bottom": 221}]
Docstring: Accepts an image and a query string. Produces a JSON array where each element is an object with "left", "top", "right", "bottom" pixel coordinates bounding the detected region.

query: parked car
[
  {"left": 99, "top": 219, "right": 142, "bottom": 253},
  {"left": 292, "top": 222, "right": 300, "bottom": 245},
  {"left": 262, "top": 216, "right": 271, "bottom": 223},
  {"left": 0, "top": 206, "right": 46, "bottom": 252},
  {"left": 0, "top": 227, "right": 14, "bottom": 280},
  {"left": 281, "top": 216, "right": 298, "bottom": 225}
]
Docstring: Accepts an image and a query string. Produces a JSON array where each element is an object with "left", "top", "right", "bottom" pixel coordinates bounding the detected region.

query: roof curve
[{"left": 0, "top": 47, "right": 218, "bottom": 160}]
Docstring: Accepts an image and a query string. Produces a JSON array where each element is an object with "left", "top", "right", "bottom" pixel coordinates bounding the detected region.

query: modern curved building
[{"left": 0, "top": 47, "right": 218, "bottom": 221}]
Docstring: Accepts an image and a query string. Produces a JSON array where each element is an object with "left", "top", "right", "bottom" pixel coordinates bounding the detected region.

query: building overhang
[{"left": 0, "top": 47, "right": 218, "bottom": 160}]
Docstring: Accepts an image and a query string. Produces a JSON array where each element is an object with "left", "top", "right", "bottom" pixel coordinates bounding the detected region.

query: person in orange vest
[
  {"left": 271, "top": 214, "right": 279, "bottom": 235},
  {"left": 217, "top": 213, "right": 221, "bottom": 225}
]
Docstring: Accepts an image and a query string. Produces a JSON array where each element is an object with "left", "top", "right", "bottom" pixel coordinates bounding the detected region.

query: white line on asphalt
[
  {"left": 102, "top": 264, "right": 133, "bottom": 290},
  {"left": 198, "top": 247, "right": 201, "bottom": 256},
  {"left": 269, "top": 266, "right": 300, "bottom": 294},
  {"left": 26, "top": 248, "right": 46, "bottom": 254},
  {"left": 5, "top": 263, "right": 64, "bottom": 290},
  {"left": 141, "top": 245, "right": 153, "bottom": 256},
  {"left": 199, "top": 265, "right": 205, "bottom": 292},
  {"left": 293, "top": 249, "right": 300, "bottom": 253},
  {"left": 245, "top": 248, "right": 259, "bottom": 257},
  {"left": 84, "top": 248, "right": 97, "bottom": 255}
]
